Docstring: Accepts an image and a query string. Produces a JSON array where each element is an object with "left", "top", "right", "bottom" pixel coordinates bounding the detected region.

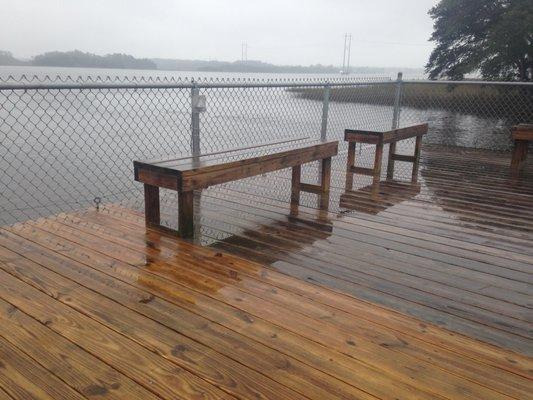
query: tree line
[{"left": 0, "top": 50, "right": 157, "bottom": 70}]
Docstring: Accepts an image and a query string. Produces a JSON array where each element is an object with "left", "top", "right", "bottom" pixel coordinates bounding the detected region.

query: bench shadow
[{"left": 339, "top": 180, "right": 421, "bottom": 216}]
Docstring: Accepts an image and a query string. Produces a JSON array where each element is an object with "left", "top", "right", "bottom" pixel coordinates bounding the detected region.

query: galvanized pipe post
[
  {"left": 320, "top": 83, "right": 331, "bottom": 141},
  {"left": 387, "top": 72, "right": 404, "bottom": 179},
  {"left": 391, "top": 72, "right": 403, "bottom": 130},
  {"left": 318, "top": 83, "right": 331, "bottom": 191},
  {"left": 191, "top": 81, "right": 201, "bottom": 157}
]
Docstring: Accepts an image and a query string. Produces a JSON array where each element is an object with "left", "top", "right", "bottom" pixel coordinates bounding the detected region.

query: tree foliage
[
  {"left": 426, "top": 0, "right": 533, "bottom": 81},
  {"left": 32, "top": 50, "right": 157, "bottom": 70},
  {"left": 0, "top": 50, "right": 27, "bottom": 66}
]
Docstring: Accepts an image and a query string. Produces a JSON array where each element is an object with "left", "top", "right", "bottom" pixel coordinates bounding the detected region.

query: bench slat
[
  {"left": 344, "top": 123, "right": 428, "bottom": 144},
  {"left": 181, "top": 142, "right": 337, "bottom": 191},
  {"left": 166, "top": 139, "right": 322, "bottom": 171},
  {"left": 135, "top": 139, "right": 337, "bottom": 178},
  {"left": 152, "top": 137, "right": 313, "bottom": 169}
]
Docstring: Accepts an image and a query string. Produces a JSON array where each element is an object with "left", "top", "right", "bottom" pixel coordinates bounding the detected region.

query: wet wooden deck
[{"left": 0, "top": 144, "right": 532, "bottom": 399}]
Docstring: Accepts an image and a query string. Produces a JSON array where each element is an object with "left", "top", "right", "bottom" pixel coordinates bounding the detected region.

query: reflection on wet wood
[
  {"left": 0, "top": 144, "right": 532, "bottom": 399},
  {"left": 1, "top": 204, "right": 532, "bottom": 399},
  {"left": 340, "top": 180, "right": 421, "bottom": 215}
]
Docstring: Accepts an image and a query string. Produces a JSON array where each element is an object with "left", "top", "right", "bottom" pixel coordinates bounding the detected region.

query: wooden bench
[
  {"left": 134, "top": 138, "right": 338, "bottom": 238},
  {"left": 344, "top": 123, "right": 428, "bottom": 194},
  {"left": 511, "top": 124, "right": 533, "bottom": 172}
]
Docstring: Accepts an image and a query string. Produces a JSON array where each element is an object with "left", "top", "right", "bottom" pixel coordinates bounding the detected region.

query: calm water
[
  {"left": 0, "top": 66, "right": 515, "bottom": 224},
  {"left": 0, "top": 65, "right": 401, "bottom": 83}
]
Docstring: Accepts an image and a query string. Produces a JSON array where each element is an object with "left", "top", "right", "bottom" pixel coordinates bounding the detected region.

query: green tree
[{"left": 426, "top": 0, "right": 533, "bottom": 81}]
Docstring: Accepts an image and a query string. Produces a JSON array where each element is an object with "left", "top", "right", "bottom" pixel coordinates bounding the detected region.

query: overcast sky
[{"left": 1, "top": 0, "right": 440, "bottom": 68}]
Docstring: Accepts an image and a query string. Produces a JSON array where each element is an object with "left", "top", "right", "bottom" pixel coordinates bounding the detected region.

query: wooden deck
[{"left": 0, "top": 144, "right": 532, "bottom": 399}]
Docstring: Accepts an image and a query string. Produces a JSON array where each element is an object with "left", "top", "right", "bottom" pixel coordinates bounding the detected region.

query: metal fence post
[
  {"left": 320, "top": 83, "right": 331, "bottom": 141},
  {"left": 391, "top": 72, "right": 403, "bottom": 130},
  {"left": 387, "top": 72, "right": 403, "bottom": 179},
  {"left": 191, "top": 82, "right": 201, "bottom": 157}
]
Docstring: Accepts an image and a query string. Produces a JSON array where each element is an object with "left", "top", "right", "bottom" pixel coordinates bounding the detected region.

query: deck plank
[
  {"left": 1, "top": 215, "right": 529, "bottom": 399},
  {"left": 0, "top": 144, "right": 532, "bottom": 400},
  {"left": 0, "top": 337, "right": 86, "bottom": 400},
  {"left": 0, "top": 298, "right": 162, "bottom": 400},
  {"left": 0, "top": 224, "right": 430, "bottom": 400},
  {"left": 50, "top": 208, "right": 533, "bottom": 376},
  {"left": 50, "top": 211, "right": 533, "bottom": 395},
  {"left": 0, "top": 263, "right": 232, "bottom": 400}
]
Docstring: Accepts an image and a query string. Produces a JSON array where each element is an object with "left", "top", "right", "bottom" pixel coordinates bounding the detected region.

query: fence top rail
[
  {"left": 0, "top": 80, "right": 395, "bottom": 91},
  {"left": 0, "top": 78, "right": 531, "bottom": 91},
  {"left": 402, "top": 79, "right": 533, "bottom": 87}
]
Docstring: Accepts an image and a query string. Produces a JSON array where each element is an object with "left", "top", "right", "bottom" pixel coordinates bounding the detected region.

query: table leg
[
  {"left": 178, "top": 190, "right": 194, "bottom": 239},
  {"left": 511, "top": 140, "right": 529, "bottom": 172},
  {"left": 345, "top": 141, "right": 356, "bottom": 190},
  {"left": 144, "top": 184, "right": 160, "bottom": 227}
]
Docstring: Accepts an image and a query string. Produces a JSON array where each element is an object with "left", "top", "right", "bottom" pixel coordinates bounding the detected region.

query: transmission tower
[
  {"left": 241, "top": 43, "right": 248, "bottom": 62},
  {"left": 342, "top": 34, "right": 352, "bottom": 74}
]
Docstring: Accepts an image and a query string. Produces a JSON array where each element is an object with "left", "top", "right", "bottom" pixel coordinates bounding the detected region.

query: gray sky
[{"left": 2, "top": 0, "right": 439, "bottom": 68}]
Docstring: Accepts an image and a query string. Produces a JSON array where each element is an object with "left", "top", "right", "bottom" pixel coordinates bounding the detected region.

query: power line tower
[
  {"left": 342, "top": 34, "right": 352, "bottom": 74},
  {"left": 241, "top": 42, "right": 248, "bottom": 62}
]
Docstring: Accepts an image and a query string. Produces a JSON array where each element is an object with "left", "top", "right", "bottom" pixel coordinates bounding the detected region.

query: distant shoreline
[{"left": 0, "top": 50, "right": 424, "bottom": 76}]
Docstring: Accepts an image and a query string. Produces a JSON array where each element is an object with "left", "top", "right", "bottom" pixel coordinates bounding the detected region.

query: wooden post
[
  {"left": 291, "top": 165, "right": 301, "bottom": 204},
  {"left": 386, "top": 142, "right": 396, "bottom": 179},
  {"left": 178, "top": 191, "right": 194, "bottom": 239},
  {"left": 372, "top": 141, "right": 384, "bottom": 196},
  {"left": 320, "top": 157, "right": 332, "bottom": 193},
  {"left": 319, "top": 157, "right": 332, "bottom": 210},
  {"left": 345, "top": 141, "right": 356, "bottom": 190},
  {"left": 143, "top": 184, "right": 160, "bottom": 227},
  {"left": 412, "top": 135, "right": 423, "bottom": 182}
]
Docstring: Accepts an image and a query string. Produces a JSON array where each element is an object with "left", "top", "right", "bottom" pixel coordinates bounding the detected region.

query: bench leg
[
  {"left": 386, "top": 142, "right": 396, "bottom": 180},
  {"left": 319, "top": 157, "right": 332, "bottom": 210},
  {"left": 412, "top": 135, "right": 423, "bottom": 182},
  {"left": 320, "top": 157, "right": 332, "bottom": 193},
  {"left": 178, "top": 191, "right": 194, "bottom": 239},
  {"left": 511, "top": 140, "right": 528, "bottom": 172},
  {"left": 372, "top": 142, "right": 384, "bottom": 195},
  {"left": 291, "top": 165, "right": 301, "bottom": 204},
  {"left": 144, "top": 184, "right": 160, "bottom": 227},
  {"left": 345, "top": 142, "right": 356, "bottom": 190}
]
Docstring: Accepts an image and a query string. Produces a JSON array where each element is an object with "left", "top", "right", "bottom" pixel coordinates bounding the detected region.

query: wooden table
[
  {"left": 134, "top": 138, "right": 338, "bottom": 238},
  {"left": 511, "top": 124, "right": 533, "bottom": 172},
  {"left": 344, "top": 123, "right": 428, "bottom": 193}
]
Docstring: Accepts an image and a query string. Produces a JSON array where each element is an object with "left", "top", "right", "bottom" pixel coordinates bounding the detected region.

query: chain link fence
[{"left": 1, "top": 73, "right": 532, "bottom": 226}]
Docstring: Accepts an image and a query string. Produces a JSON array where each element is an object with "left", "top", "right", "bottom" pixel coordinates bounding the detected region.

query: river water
[{"left": 0, "top": 66, "right": 520, "bottom": 224}]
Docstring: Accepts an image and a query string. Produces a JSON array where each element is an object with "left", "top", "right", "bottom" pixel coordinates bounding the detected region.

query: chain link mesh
[{"left": 1, "top": 73, "right": 532, "bottom": 225}]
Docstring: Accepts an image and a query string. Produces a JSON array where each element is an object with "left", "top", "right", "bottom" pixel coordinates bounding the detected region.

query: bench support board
[
  {"left": 144, "top": 184, "right": 160, "bottom": 227},
  {"left": 291, "top": 157, "right": 332, "bottom": 208},
  {"left": 345, "top": 124, "right": 427, "bottom": 196}
]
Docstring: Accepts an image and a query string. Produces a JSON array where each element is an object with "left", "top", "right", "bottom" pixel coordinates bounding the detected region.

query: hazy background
[{"left": 2, "top": 0, "right": 439, "bottom": 68}]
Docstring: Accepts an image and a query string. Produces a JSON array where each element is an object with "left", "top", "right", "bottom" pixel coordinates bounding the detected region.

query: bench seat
[
  {"left": 344, "top": 123, "right": 428, "bottom": 195},
  {"left": 134, "top": 137, "right": 338, "bottom": 238}
]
